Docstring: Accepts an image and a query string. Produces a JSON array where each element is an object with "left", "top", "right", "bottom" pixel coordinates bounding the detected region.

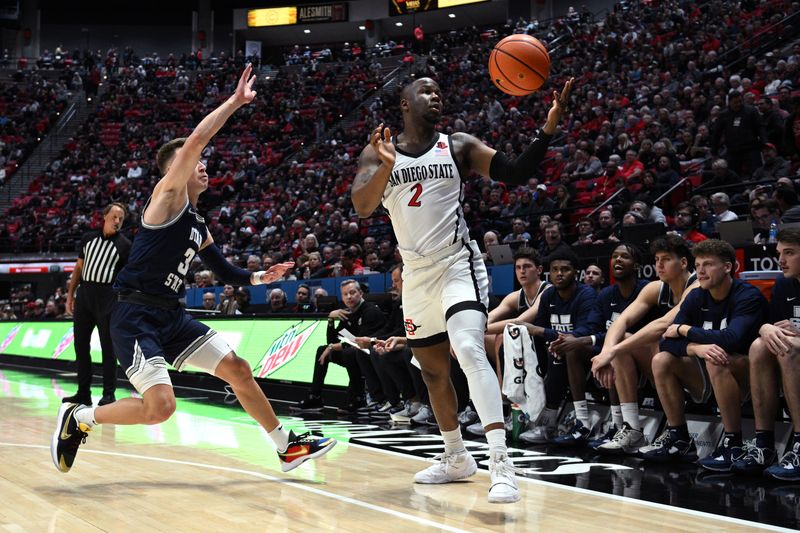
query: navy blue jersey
[
  {"left": 534, "top": 284, "right": 603, "bottom": 342},
  {"left": 660, "top": 278, "right": 767, "bottom": 357},
  {"left": 769, "top": 276, "right": 800, "bottom": 326},
  {"left": 114, "top": 200, "right": 208, "bottom": 299},
  {"left": 595, "top": 278, "right": 649, "bottom": 347}
]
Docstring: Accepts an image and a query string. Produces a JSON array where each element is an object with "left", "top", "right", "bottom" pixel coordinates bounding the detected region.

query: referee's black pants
[{"left": 73, "top": 283, "right": 118, "bottom": 396}]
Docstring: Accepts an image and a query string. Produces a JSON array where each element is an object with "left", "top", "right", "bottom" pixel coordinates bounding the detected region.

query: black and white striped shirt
[{"left": 78, "top": 230, "right": 131, "bottom": 285}]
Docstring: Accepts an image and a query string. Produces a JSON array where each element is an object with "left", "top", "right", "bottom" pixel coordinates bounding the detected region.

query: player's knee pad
[
  {"left": 174, "top": 330, "right": 232, "bottom": 375},
  {"left": 446, "top": 309, "right": 490, "bottom": 375}
]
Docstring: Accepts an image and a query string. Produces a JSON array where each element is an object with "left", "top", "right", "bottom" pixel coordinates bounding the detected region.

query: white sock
[
  {"left": 538, "top": 407, "right": 559, "bottom": 428},
  {"left": 611, "top": 404, "right": 623, "bottom": 428},
  {"left": 74, "top": 405, "right": 97, "bottom": 427},
  {"left": 621, "top": 402, "right": 640, "bottom": 430},
  {"left": 269, "top": 424, "right": 290, "bottom": 453},
  {"left": 574, "top": 400, "right": 590, "bottom": 427},
  {"left": 441, "top": 427, "right": 466, "bottom": 455},
  {"left": 485, "top": 428, "right": 507, "bottom": 457}
]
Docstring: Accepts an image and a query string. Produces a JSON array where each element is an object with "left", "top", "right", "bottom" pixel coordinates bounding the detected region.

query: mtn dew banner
[{"left": 0, "top": 319, "right": 347, "bottom": 386}]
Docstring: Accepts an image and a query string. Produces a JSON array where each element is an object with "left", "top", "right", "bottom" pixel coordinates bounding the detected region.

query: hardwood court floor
[{"left": 0, "top": 368, "right": 793, "bottom": 533}]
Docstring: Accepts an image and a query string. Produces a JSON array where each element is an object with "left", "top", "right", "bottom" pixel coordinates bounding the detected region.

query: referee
[{"left": 62, "top": 202, "right": 131, "bottom": 406}]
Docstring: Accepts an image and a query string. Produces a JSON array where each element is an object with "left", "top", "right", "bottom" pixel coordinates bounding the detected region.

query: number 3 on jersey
[
  {"left": 165, "top": 248, "right": 196, "bottom": 292},
  {"left": 408, "top": 183, "right": 423, "bottom": 207}
]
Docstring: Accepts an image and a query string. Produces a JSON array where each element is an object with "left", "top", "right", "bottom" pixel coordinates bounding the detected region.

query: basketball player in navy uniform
[
  {"left": 510, "top": 249, "right": 603, "bottom": 443},
  {"left": 485, "top": 247, "right": 551, "bottom": 381},
  {"left": 591, "top": 235, "right": 698, "bottom": 454},
  {"left": 547, "top": 244, "right": 648, "bottom": 447},
  {"left": 352, "top": 75, "right": 573, "bottom": 503},
  {"left": 733, "top": 228, "right": 800, "bottom": 480},
  {"left": 655, "top": 239, "right": 767, "bottom": 466},
  {"left": 52, "top": 65, "right": 336, "bottom": 474}
]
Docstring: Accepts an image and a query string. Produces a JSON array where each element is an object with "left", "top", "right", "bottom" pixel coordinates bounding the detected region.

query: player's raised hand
[
  {"left": 546, "top": 77, "right": 574, "bottom": 123},
  {"left": 371, "top": 123, "right": 396, "bottom": 167},
  {"left": 259, "top": 261, "right": 295, "bottom": 284},
  {"left": 232, "top": 63, "right": 257, "bottom": 106}
]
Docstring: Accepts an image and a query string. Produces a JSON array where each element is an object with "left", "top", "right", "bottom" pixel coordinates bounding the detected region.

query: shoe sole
[
  {"left": 488, "top": 491, "right": 521, "bottom": 504},
  {"left": 414, "top": 462, "right": 478, "bottom": 484},
  {"left": 698, "top": 463, "right": 734, "bottom": 472},
  {"left": 51, "top": 403, "right": 72, "bottom": 473},
  {"left": 281, "top": 438, "right": 338, "bottom": 473},
  {"left": 765, "top": 470, "right": 800, "bottom": 481},
  {"left": 289, "top": 406, "right": 324, "bottom": 412}
]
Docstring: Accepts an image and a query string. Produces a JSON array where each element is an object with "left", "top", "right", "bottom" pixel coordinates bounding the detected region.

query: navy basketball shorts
[{"left": 110, "top": 301, "right": 233, "bottom": 394}]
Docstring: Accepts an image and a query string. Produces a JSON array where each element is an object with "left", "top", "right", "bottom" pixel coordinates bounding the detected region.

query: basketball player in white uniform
[{"left": 352, "top": 75, "right": 573, "bottom": 503}]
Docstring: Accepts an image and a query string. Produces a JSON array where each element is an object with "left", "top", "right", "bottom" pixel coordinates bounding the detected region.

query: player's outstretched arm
[
  {"left": 352, "top": 123, "right": 395, "bottom": 217},
  {"left": 198, "top": 235, "right": 291, "bottom": 286},
  {"left": 453, "top": 77, "right": 573, "bottom": 185},
  {"left": 158, "top": 64, "right": 257, "bottom": 195}
]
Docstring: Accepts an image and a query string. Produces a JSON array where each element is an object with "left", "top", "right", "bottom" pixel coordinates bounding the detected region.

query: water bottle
[
  {"left": 511, "top": 404, "right": 528, "bottom": 441},
  {"left": 768, "top": 221, "right": 778, "bottom": 244}
]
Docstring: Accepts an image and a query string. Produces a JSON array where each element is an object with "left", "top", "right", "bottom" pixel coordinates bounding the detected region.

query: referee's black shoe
[
  {"left": 98, "top": 393, "right": 116, "bottom": 406},
  {"left": 62, "top": 392, "right": 92, "bottom": 405}
]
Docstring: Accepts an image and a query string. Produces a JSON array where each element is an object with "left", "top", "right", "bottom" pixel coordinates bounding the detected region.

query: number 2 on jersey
[{"left": 408, "top": 183, "right": 423, "bottom": 207}]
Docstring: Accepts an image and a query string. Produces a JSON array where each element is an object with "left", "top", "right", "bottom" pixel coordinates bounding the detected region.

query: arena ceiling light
[
  {"left": 358, "top": 25, "right": 366, "bottom": 30},
  {"left": 448, "top": 13, "right": 456, "bottom": 18},
  {"left": 303, "top": 29, "right": 311, "bottom": 33},
  {"left": 395, "top": 21, "right": 403, "bottom": 26}
]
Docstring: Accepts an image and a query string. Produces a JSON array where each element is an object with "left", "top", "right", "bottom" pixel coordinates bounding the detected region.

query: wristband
[
  {"left": 590, "top": 335, "right": 597, "bottom": 347},
  {"left": 250, "top": 271, "right": 267, "bottom": 285}
]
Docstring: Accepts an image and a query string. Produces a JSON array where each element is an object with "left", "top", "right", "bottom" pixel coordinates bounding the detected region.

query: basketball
[{"left": 488, "top": 34, "right": 550, "bottom": 96}]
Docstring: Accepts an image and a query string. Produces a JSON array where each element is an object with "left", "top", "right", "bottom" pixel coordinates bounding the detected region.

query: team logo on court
[
  {"left": 404, "top": 319, "right": 421, "bottom": 335},
  {"left": 0, "top": 324, "right": 21, "bottom": 353},
  {"left": 52, "top": 327, "right": 74, "bottom": 359},
  {"left": 257, "top": 322, "right": 319, "bottom": 378}
]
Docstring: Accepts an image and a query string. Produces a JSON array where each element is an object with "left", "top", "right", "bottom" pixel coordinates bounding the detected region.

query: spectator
[
  {"left": 711, "top": 90, "right": 767, "bottom": 176},
  {"left": 774, "top": 187, "right": 800, "bottom": 224},
  {"left": 530, "top": 184, "right": 555, "bottom": 214},
  {"left": 757, "top": 97, "right": 785, "bottom": 149},
  {"left": 583, "top": 263, "right": 605, "bottom": 292},
  {"left": 539, "top": 221, "right": 571, "bottom": 264},
  {"left": 710, "top": 192, "right": 739, "bottom": 223},
  {"left": 620, "top": 149, "right": 645, "bottom": 184},
  {"left": 630, "top": 200, "right": 666, "bottom": 225},
  {"left": 593, "top": 209, "right": 619, "bottom": 243},
  {"left": 703, "top": 158, "right": 742, "bottom": 191},
  {"left": 573, "top": 217, "right": 594, "bottom": 246},
  {"left": 217, "top": 284, "right": 239, "bottom": 315},
  {"left": 268, "top": 288, "right": 288, "bottom": 313},
  {"left": 234, "top": 288, "right": 251, "bottom": 314},
  {"left": 752, "top": 143, "right": 790, "bottom": 182},
  {"left": 750, "top": 199, "right": 781, "bottom": 245},
  {"left": 482, "top": 229, "right": 501, "bottom": 265},
  {"left": 201, "top": 291, "right": 217, "bottom": 311},
  {"left": 672, "top": 202, "right": 708, "bottom": 244},
  {"left": 690, "top": 194, "right": 715, "bottom": 237},
  {"left": 292, "top": 284, "right": 316, "bottom": 313},
  {"left": 246, "top": 255, "right": 262, "bottom": 272},
  {"left": 503, "top": 218, "right": 531, "bottom": 244}
]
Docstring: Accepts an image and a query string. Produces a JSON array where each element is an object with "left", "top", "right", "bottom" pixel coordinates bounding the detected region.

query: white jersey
[{"left": 382, "top": 132, "right": 469, "bottom": 258}]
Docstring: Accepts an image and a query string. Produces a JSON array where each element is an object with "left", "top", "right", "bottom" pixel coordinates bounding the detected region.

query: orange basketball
[{"left": 488, "top": 34, "right": 550, "bottom": 96}]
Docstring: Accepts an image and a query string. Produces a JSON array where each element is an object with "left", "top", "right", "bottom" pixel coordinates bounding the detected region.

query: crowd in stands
[
  {"left": 1, "top": 0, "right": 799, "bottom": 312},
  {"left": 0, "top": 71, "right": 70, "bottom": 189}
]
